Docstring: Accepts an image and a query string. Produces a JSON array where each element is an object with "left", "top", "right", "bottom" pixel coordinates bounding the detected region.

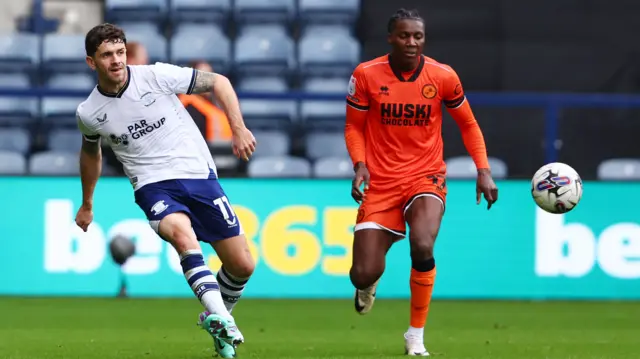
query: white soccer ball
[{"left": 531, "top": 162, "right": 583, "bottom": 214}]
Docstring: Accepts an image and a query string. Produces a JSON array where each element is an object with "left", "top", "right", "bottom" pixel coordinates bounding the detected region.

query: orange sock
[{"left": 409, "top": 266, "right": 436, "bottom": 329}]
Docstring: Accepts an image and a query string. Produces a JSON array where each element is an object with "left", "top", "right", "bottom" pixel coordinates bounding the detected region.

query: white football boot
[
  {"left": 404, "top": 332, "right": 430, "bottom": 356},
  {"left": 354, "top": 279, "right": 379, "bottom": 315}
]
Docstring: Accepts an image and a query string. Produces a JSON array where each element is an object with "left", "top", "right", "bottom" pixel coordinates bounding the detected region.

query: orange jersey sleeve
[
  {"left": 345, "top": 65, "right": 369, "bottom": 166},
  {"left": 441, "top": 68, "right": 490, "bottom": 170}
]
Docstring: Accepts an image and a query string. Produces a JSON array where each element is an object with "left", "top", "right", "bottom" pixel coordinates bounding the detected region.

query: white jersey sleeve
[
  {"left": 76, "top": 110, "right": 100, "bottom": 142},
  {"left": 151, "top": 62, "right": 197, "bottom": 95}
]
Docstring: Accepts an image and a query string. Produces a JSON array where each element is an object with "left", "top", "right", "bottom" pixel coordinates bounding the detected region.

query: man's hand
[
  {"left": 351, "top": 162, "right": 370, "bottom": 204},
  {"left": 75, "top": 204, "right": 94, "bottom": 232},
  {"left": 476, "top": 168, "right": 498, "bottom": 209},
  {"left": 232, "top": 127, "right": 256, "bottom": 161}
]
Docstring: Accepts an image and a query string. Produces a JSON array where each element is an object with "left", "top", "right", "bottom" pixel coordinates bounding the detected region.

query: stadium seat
[
  {"left": 43, "top": 34, "right": 87, "bottom": 74},
  {"left": 237, "top": 23, "right": 288, "bottom": 36},
  {"left": 299, "top": 0, "right": 360, "bottom": 25},
  {"left": 240, "top": 99, "right": 297, "bottom": 123},
  {"left": 252, "top": 130, "right": 290, "bottom": 157},
  {"left": 305, "top": 132, "right": 348, "bottom": 160},
  {"left": 301, "top": 24, "right": 353, "bottom": 36},
  {"left": 126, "top": 30, "right": 168, "bottom": 63},
  {"left": 313, "top": 156, "right": 352, "bottom": 178},
  {"left": 298, "top": 32, "right": 360, "bottom": 77},
  {"left": 303, "top": 77, "right": 348, "bottom": 93},
  {"left": 237, "top": 76, "right": 289, "bottom": 93},
  {"left": 247, "top": 156, "right": 311, "bottom": 178},
  {"left": 234, "top": 0, "right": 295, "bottom": 25},
  {"left": 170, "top": 0, "right": 231, "bottom": 24},
  {"left": 170, "top": 24, "right": 230, "bottom": 72},
  {"left": 233, "top": 26, "right": 295, "bottom": 76},
  {"left": 29, "top": 151, "right": 79, "bottom": 175},
  {"left": 117, "top": 21, "right": 161, "bottom": 35},
  {"left": 300, "top": 100, "right": 345, "bottom": 130},
  {"left": 105, "top": 0, "right": 168, "bottom": 23},
  {"left": 0, "top": 128, "right": 30, "bottom": 154},
  {"left": 48, "top": 129, "right": 82, "bottom": 153},
  {"left": 0, "top": 33, "right": 39, "bottom": 73},
  {"left": 0, "top": 74, "right": 30, "bottom": 88},
  {"left": 41, "top": 98, "right": 84, "bottom": 124},
  {"left": 47, "top": 74, "right": 95, "bottom": 91},
  {"left": 597, "top": 159, "right": 640, "bottom": 180},
  {"left": 0, "top": 151, "right": 27, "bottom": 175},
  {"left": 0, "top": 97, "right": 38, "bottom": 126},
  {"left": 446, "top": 156, "right": 508, "bottom": 179}
]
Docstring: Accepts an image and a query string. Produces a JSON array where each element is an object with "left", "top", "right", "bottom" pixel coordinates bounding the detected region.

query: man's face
[
  {"left": 388, "top": 19, "right": 425, "bottom": 59},
  {"left": 87, "top": 40, "right": 127, "bottom": 84}
]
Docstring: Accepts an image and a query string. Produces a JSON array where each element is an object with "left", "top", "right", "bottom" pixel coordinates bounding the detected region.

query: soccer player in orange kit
[{"left": 345, "top": 8, "right": 499, "bottom": 356}]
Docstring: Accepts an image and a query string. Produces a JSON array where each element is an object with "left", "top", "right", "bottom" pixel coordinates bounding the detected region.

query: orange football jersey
[{"left": 346, "top": 54, "right": 466, "bottom": 183}]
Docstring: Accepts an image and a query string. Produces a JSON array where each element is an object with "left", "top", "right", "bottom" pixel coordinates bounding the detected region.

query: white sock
[
  {"left": 407, "top": 326, "right": 424, "bottom": 339},
  {"left": 179, "top": 249, "right": 232, "bottom": 319}
]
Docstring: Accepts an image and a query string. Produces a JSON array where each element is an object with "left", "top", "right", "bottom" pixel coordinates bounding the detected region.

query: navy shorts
[{"left": 134, "top": 173, "right": 242, "bottom": 243}]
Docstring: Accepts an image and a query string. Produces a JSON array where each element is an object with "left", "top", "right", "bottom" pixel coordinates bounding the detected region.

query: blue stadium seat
[
  {"left": 301, "top": 24, "right": 353, "bottom": 36},
  {"left": 299, "top": 0, "right": 360, "bottom": 25},
  {"left": 170, "top": 0, "right": 231, "bottom": 24},
  {"left": 305, "top": 132, "right": 348, "bottom": 160},
  {"left": 234, "top": 0, "right": 295, "bottom": 25},
  {"left": 29, "top": 151, "right": 80, "bottom": 175},
  {"left": 247, "top": 156, "right": 311, "bottom": 178},
  {"left": 126, "top": 30, "right": 168, "bottom": 63},
  {"left": 117, "top": 21, "right": 162, "bottom": 36},
  {"left": 300, "top": 100, "right": 344, "bottom": 130},
  {"left": 446, "top": 156, "right": 508, "bottom": 179},
  {"left": 252, "top": 130, "right": 290, "bottom": 157},
  {"left": 240, "top": 99, "right": 297, "bottom": 124},
  {"left": 41, "top": 98, "right": 84, "bottom": 123},
  {"left": 0, "top": 33, "right": 39, "bottom": 73},
  {"left": 0, "top": 128, "right": 30, "bottom": 154},
  {"left": 0, "top": 98, "right": 38, "bottom": 126},
  {"left": 0, "top": 151, "right": 27, "bottom": 175},
  {"left": 0, "top": 74, "right": 31, "bottom": 88},
  {"left": 597, "top": 159, "right": 640, "bottom": 180},
  {"left": 237, "top": 24, "right": 288, "bottom": 36},
  {"left": 105, "top": 0, "right": 168, "bottom": 23},
  {"left": 48, "top": 128, "right": 82, "bottom": 153},
  {"left": 234, "top": 31, "right": 295, "bottom": 76},
  {"left": 43, "top": 34, "right": 87, "bottom": 74},
  {"left": 313, "top": 156, "right": 352, "bottom": 178},
  {"left": 237, "top": 76, "right": 289, "bottom": 93},
  {"left": 298, "top": 32, "right": 360, "bottom": 77},
  {"left": 47, "top": 74, "right": 95, "bottom": 91},
  {"left": 170, "top": 24, "right": 230, "bottom": 72},
  {"left": 303, "top": 77, "right": 348, "bottom": 93}
]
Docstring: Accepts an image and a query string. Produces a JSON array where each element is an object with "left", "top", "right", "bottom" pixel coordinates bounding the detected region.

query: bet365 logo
[{"left": 535, "top": 208, "right": 640, "bottom": 279}]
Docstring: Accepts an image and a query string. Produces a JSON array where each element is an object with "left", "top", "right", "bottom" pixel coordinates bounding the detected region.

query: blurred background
[{"left": 1, "top": 1, "right": 639, "bottom": 358}]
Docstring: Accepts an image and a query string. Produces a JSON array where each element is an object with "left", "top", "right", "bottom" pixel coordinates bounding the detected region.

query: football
[{"left": 531, "top": 162, "right": 583, "bottom": 214}]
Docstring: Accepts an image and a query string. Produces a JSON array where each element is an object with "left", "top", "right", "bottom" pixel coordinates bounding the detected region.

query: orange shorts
[{"left": 355, "top": 174, "right": 447, "bottom": 237}]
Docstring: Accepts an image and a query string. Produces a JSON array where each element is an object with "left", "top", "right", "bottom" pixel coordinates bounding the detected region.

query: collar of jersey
[
  {"left": 387, "top": 54, "right": 425, "bottom": 82},
  {"left": 97, "top": 66, "right": 131, "bottom": 98}
]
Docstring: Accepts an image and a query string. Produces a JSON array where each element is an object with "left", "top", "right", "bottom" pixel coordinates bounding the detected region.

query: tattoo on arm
[{"left": 191, "top": 70, "right": 217, "bottom": 94}]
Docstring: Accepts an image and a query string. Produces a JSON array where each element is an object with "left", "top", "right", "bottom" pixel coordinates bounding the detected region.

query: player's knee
[
  {"left": 350, "top": 263, "right": 383, "bottom": 290},
  {"left": 225, "top": 259, "right": 255, "bottom": 279},
  {"left": 409, "top": 231, "right": 436, "bottom": 261},
  {"left": 158, "top": 212, "right": 198, "bottom": 253}
]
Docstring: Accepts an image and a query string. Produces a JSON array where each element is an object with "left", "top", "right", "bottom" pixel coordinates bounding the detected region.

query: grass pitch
[{"left": 0, "top": 298, "right": 637, "bottom": 359}]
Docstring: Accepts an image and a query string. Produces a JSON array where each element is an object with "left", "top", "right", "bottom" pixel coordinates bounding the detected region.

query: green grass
[{"left": 0, "top": 298, "right": 638, "bottom": 359}]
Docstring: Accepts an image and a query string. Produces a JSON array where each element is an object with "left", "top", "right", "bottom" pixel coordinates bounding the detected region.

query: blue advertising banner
[{"left": 1, "top": 177, "right": 639, "bottom": 299}]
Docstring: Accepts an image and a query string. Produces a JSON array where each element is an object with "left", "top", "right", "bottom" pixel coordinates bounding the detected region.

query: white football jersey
[{"left": 76, "top": 63, "right": 217, "bottom": 191}]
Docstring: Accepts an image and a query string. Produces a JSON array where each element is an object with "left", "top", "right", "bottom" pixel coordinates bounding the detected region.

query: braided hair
[{"left": 387, "top": 8, "right": 424, "bottom": 34}]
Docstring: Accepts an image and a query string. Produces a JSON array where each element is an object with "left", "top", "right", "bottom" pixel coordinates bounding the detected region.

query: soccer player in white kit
[{"left": 74, "top": 23, "right": 256, "bottom": 358}]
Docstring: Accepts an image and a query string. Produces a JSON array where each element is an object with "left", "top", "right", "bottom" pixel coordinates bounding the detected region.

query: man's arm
[
  {"left": 190, "top": 70, "right": 247, "bottom": 135},
  {"left": 442, "top": 71, "right": 490, "bottom": 171},
  {"left": 345, "top": 66, "right": 370, "bottom": 169},
  {"left": 79, "top": 137, "right": 102, "bottom": 209}
]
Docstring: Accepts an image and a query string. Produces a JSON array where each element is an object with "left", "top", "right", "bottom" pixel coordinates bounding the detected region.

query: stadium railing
[{"left": 2, "top": 87, "right": 640, "bottom": 163}]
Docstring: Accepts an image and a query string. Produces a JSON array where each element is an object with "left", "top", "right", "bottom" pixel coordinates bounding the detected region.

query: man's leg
[
  {"left": 211, "top": 234, "right": 255, "bottom": 314},
  {"left": 403, "top": 195, "right": 445, "bottom": 356}
]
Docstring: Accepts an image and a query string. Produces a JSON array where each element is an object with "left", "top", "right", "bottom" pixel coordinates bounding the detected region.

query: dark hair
[
  {"left": 387, "top": 8, "right": 424, "bottom": 33},
  {"left": 85, "top": 23, "right": 127, "bottom": 57}
]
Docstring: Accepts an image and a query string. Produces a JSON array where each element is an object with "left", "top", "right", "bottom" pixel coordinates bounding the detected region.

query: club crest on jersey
[
  {"left": 348, "top": 75, "right": 357, "bottom": 96},
  {"left": 140, "top": 92, "right": 156, "bottom": 107},
  {"left": 422, "top": 84, "right": 437, "bottom": 99}
]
